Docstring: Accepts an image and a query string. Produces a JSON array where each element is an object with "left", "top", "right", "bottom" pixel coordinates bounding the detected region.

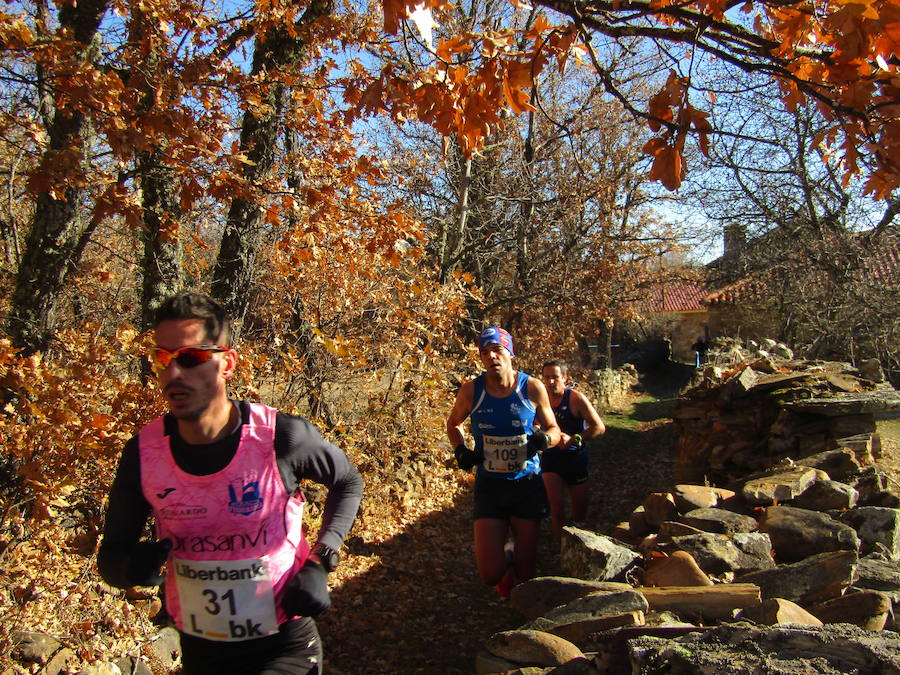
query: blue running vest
[{"left": 470, "top": 371, "right": 540, "bottom": 480}]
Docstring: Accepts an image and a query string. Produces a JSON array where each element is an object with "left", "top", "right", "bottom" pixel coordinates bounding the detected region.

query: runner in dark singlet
[{"left": 540, "top": 360, "right": 605, "bottom": 543}]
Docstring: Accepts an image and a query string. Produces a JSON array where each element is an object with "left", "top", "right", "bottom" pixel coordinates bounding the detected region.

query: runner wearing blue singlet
[
  {"left": 446, "top": 327, "right": 560, "bottom": 596},
  {"left": 540, "top": 360, "right": 605, "bottom": 544}
]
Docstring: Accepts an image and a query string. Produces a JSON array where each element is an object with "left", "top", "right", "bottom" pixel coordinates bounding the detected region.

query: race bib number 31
[
  {"left": 482, "top": 433, "right": 528, "bottom": 473},
  {"left": 174, "top": 557, "right": 279, "bottom": 642}
]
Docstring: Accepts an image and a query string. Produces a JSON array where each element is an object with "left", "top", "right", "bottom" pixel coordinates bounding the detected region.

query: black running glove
[
  {"left": 454, "top": 444, "right": 484, "bottom": 471},
  {"left": 526, "top": 430, "right": 551, "bottom": 458},
  {"left": 282, "top": 559, "right": 332, "bottom": 618},
  {"left": 125, "top": 538, "right": 172, "bottom": 587}
]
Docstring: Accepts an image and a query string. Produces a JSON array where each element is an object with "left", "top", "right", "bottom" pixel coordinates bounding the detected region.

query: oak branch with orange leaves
[{"left": 374, "top": 0, "right": 900, "bottom": 196}]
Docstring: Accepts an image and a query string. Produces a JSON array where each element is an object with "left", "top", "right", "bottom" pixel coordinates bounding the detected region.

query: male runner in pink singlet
[{"left": 99, "top": 292, "right": 362, "bottom": 674}]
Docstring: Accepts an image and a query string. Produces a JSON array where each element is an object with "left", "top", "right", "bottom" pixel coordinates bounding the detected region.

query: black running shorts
[
  {"left": 473, "top": 472, "right": 549, "bottom": 521},
  {"left": 540, "top": 447, "right": 589, "bottom": 486},
  {"left": 180, "top": 616, "right": 322, "bottom": 674}
]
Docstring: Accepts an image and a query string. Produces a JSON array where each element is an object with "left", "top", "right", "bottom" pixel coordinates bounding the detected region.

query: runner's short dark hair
[
  {"left": 153, "top": 292, "right": 232, "bottom": 346},
  {"left": 542, "top": 359, "right": 567, "bottom": 375}
]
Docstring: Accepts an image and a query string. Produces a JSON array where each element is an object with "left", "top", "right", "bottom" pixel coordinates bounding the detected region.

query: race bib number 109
[
  {"left": 174, "top": 557, "right": 279, "bottom": 642},
  {"left": 482, "top": 433, "right": 528, "bottom": 473}
]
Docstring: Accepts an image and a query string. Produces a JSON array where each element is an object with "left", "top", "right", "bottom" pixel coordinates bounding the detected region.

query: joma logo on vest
[{"left": 170, "top": 520, "right": 270, "bottom": 553}]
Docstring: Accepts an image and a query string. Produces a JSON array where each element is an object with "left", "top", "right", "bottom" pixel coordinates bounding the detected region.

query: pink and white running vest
[{"left": 140, "top": 403, "right": 310, "bottom": 641}]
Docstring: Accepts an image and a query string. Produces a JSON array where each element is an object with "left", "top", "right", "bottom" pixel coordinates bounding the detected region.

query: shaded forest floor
[{"left": 316, "top": 384, "right": 684, "bottom": 674}]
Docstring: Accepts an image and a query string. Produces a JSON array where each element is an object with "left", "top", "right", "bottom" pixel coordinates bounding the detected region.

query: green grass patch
[{"left": 603, "top": 395, "right": 675, "bottom": 431}]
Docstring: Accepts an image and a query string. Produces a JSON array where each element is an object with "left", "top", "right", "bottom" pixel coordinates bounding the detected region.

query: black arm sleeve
[
  {"left": 274, "top": 412, "right": 363, "bottom": 553},
  {"left": 97, "top": 437, "right": 152, "bottom": 588}
]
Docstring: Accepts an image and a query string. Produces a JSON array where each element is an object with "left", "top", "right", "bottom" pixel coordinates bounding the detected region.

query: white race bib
[
  {"left": 482, "top": 433, "right": 528, "bottom": 473},
  {"left": 174, "top": 557, "right": 279, "bottom": 642}
]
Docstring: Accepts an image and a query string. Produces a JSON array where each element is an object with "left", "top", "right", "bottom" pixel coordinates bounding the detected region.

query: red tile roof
[
  {"left": 647, "top": 280, "right": 707, "bottom": 313},
  {"left": 870, "top": 235, "right": 900, "bottom": 285},
  {"left": 704, "top": 277, "right": 767, "bottom": 305},
  {"left": 704, "top": 232, "right": 899, "bottom": 306}
]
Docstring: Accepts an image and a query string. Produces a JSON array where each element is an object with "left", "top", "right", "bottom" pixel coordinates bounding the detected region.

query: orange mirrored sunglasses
[{"left": 150, "top": 345, "right": 229, "bottom": 374}]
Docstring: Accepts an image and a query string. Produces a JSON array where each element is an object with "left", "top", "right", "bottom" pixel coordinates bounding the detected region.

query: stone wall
[
  {"left": 586, "top": 366, "right": 639, "bottom": 412},
  {"left": 673, "top": 353, "right": 899, "bottom": 484}
]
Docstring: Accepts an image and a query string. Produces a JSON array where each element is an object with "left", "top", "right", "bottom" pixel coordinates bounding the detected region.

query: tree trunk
[
  {"left": 282, "top": 128, "right": 334, "bottom": 426},
  {"left": 139, "top": 153, "right": 183, "bottom": 331},
  {"left": 5, "top": 0, "right": 109, "bottom": 352},
  {"left": 438, "top": 154, "right": 472, "bottom": 284},
  {"left": 515, "top": 106, "right": 536, "bottom": 293},
  {"left": 129, "top": 10, "right": 183, "bottom": 334},
  {"left": 211, "top": 0, "right": 334, "bottom": 332}
]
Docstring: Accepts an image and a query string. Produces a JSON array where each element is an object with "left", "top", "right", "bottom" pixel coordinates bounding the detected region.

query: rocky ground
[{"left": 318, "top": 399, "right": 900, "bottom": 674}]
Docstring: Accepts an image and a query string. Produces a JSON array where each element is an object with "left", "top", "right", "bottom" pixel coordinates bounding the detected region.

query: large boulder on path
[
  {"left": 855, "top": 554, "right": 900, "bottom": 599},
  {"left": 667, "top": 532, "right": 775, "bottom": 575},
  {"left": 484, "top": 630, "right": 584, "bottom": 666},
  {"left": 791, "top": 479, "right": 859, "bottom": 511},
  {"left": 626, "top": 621, "right": 900, "bottom": 674},
  {"left": 839, "top": 507, "right": 900, "bottom": 560},
  {"left": 739, "top": 550, "right": 858, "bottom": 605},
  {"left": 510, "top": 577, "right": 632, "bottom": 621},
  {"left": 797, "top": 448, "right": 863, "bottom": 481},
  {"left": 809, "top": 590, "right": 892, "bottom": 630},
  {"left": 559, "top": 527, "right": 641, "bottom": 582},
  {"left": 679, "top": 507, "right": 758, "bottom": 534},
  {"left": 672, "top": 485, "right": 736, "bottom": 512},
  {"left": 737, "top": 598, "right": 823, "bottom": 627},
  {"left": 642, "top": 551, "right": 713, "bottom": 587},
  {"left": 740, "top": 467, "right": 820, "bottom": 506},
  {"left": 523, "top": 590, "right": 649, "bottom": 634},
  {"left": 758, "top": 505, "right": 859, "bottom": 563}
]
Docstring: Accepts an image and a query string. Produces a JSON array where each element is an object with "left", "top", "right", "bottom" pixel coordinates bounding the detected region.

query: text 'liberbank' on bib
[{"left": 174, "top": 557, "right": 279, "bottom": 642}]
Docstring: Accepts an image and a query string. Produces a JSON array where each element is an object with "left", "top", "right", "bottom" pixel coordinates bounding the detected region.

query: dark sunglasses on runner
[{"left": 150, "top": 345, "right": 229, "bottom": 374}]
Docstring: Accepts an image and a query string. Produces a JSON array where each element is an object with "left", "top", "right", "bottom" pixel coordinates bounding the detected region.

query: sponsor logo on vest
[
  {"left": 490, "top": 436, "right": 525, "bottom": 447},
  {"left": 160, "top": 503, "right": 208, "bottom": 520},
  {"left": 227, "top": 479, "right": 263, "bottom": 516},
  {"left": 170, "top": 520, "right": 270, "bottom": 553},
  {"left": 511, "top": 419, "right": 522, "bottom": 427},
  {"left": 509, "top": 403, "right": 521, "bottom": 415},
  {"left": 175, "top": 560, "right": 266, "bottom": 581},
  {"left": 156, "top": 487, "right": 176, "bottom": 499},
  {"left": 189, "top": 614, "right": 265, "bottom": 639},
  {"left": 477, "top": 423, "right": 496, "bottom": 430}
]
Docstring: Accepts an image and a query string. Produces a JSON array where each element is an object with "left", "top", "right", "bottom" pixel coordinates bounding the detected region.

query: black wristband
[{"left": 312, "top": 544, "right": 340, "bottom": 573}]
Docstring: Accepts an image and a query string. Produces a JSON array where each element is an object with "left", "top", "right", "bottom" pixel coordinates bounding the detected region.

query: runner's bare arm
[{"left": 571, "top": 389, "right": 605, "bottom": 439}]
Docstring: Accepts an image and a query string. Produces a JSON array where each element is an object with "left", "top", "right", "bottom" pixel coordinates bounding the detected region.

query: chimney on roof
[{"left": 724, "top": 223, "right": 746, "bottom": 258}]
